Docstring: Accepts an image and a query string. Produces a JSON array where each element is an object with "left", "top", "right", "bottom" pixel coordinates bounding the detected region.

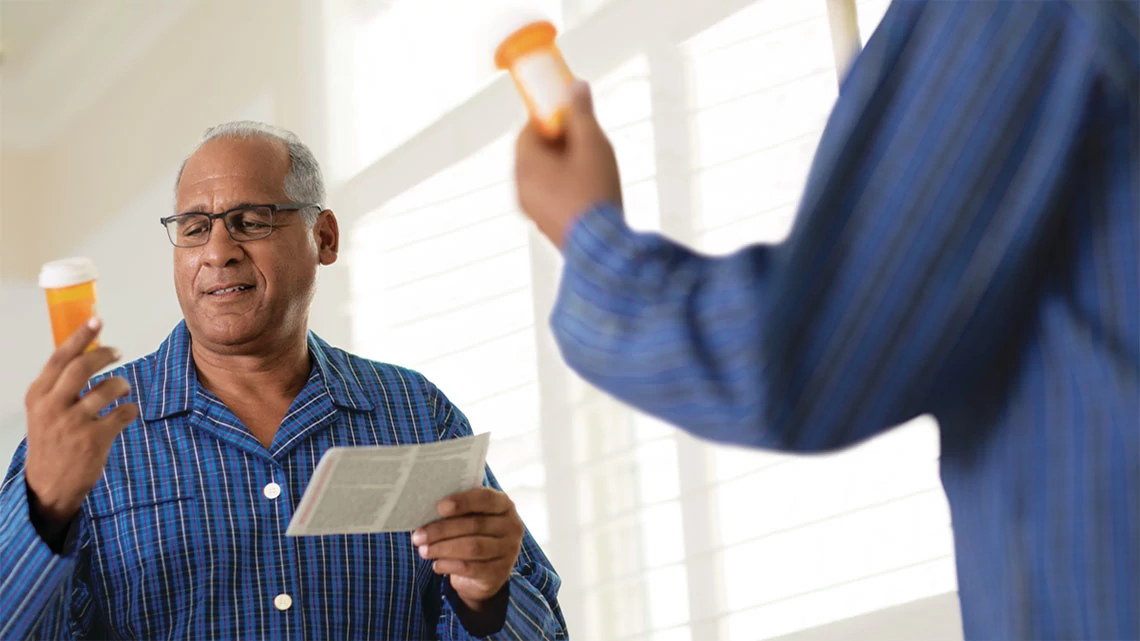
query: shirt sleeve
[
  {"left": 0, "top": 440, "right": 94, "bottom": 640},
  {"left": 549, "top": 1, "right": 1099, "bottom": 451},
  {"left": 428, "top": 383, "right": 569, "bottom": 641}
]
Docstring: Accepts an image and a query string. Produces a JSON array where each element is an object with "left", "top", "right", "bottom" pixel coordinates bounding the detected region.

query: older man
[{"left": 0, "top": 122, "right": 566, "bottom": 640}]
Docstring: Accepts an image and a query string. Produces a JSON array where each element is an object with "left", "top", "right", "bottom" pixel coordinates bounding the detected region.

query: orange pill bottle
[
  {"left": 494, "top": 18, "right": 575, "bottom": 138},
  {"left": 39, "top": 257, "right": 99, "bottom": 350}
]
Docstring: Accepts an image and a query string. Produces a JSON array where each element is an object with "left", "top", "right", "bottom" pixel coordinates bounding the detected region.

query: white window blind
[
  {"left": 688, "top": 0, "right": 839, "bottom": 252},
  {"left": 560, "top": 55, "right": 697, "bottom": 641},
  {"left": 348, "top": 135, "right": 551, "bottom": 544}
]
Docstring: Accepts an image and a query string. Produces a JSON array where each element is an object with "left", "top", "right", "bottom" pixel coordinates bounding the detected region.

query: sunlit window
[{"left": 348, "top": 133, "right": 550, "bottom": 542}]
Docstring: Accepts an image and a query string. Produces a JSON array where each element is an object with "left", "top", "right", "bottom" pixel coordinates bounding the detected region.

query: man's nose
[{"left": 199, "top": 218, "right": 244, "bottom": 267}]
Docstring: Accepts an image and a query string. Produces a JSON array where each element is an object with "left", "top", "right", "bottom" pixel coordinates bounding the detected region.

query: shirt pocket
[{"left": 86, "top": 480, "right": 200, "bottom": 640}]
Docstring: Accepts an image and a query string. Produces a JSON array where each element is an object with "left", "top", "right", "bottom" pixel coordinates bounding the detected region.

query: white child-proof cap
[{"left": 39, "top": 257, "right": 98, "bottom": 289}]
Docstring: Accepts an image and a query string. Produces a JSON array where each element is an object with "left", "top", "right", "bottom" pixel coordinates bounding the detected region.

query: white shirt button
[
  {"left": 274, "top": 593, "right": 293, "bottom": 611},
  {"left": 263, "top": 482, "right": 282, "bottom": 500}
]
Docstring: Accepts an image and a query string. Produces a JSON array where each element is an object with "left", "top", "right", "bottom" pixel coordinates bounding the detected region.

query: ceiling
[{"left": 0, "top": 0, "right": 82, "bottom": 64}]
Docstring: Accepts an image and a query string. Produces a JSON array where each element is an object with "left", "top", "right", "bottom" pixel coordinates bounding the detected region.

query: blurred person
[
  {"left": 0, "top": 122, "right": 566, "bottom": 640},
  {"left": 515, "top": 2, "right": 1137, "bottom": 640}
]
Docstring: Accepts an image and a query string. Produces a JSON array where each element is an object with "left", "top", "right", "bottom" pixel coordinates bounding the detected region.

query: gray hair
[{"left": 174, "top": 121, "right": 326, "bottom": 226}]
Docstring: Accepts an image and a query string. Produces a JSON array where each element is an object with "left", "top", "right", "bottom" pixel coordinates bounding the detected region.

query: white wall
[
  {"left": 0, "top": 168, "right": 190, "bottom": 459},
  {"left": 0, "top": 283, "right": 49, "bottom": 460}
]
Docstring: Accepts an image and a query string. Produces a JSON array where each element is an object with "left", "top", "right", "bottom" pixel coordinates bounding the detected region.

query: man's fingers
[
  {"left": 567, "top": 80, "right": 594, "bottom": 118},
  {"left": 437, "top": 488, "right": 513, "bottom": 518},
  {"left": 415, "top": 513, "right": 512, "bottom": 546},
  {"left": 430, "top": 558, "right": 512, "bottom": 579},
  {"left": 36, "top": 317, "right": 103, "bottom": 393},
  {"left": 51, "top": 346, "right": 122, "bottom": 403},
  {"left": 516, "top": 119, "right": 563, "bottom": 168},
  {"left": 76, "top": 378, "right": 132, "bottom": 418},
  {"left": 94, "top": 402, "right": 139, "bottom": 440},
  {"left": 565, "top": 81, "right": 601, "bottom": 140},
  {"left": 516, "top": 119, "right": 544, "bottom": 152},
  {"left": 418, "top": 535, "right": 508, "bottom": 562}
]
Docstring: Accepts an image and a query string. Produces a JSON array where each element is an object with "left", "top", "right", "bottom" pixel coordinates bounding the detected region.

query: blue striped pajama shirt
[
  {"left": 0, "top": 321, "right": 566, "bottom": 640},
  {"left": 550, "top": 2, "right": 1138, "bottom": 639}
]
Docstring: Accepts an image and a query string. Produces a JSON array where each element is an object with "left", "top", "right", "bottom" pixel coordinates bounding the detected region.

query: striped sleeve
[
  {"left": 430, "top": 384, "right": 569, "bottom": 640},
  {"left": 0, "top": 440, "right": 92, "bottom": 640},
  {"left": 550, "top": 1, "right": 1096, "bottom": 450},
  {"left": 437, "top": 569, "right": 567, "bottom": 641}
]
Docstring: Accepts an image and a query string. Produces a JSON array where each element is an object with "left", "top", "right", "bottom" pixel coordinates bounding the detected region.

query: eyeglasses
[{"left": 159, "top": 203, "right": 321, "bottom": 248}]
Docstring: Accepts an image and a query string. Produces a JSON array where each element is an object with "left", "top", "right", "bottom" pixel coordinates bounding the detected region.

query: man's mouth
[{"left": 207, "top": 285, "right": 254, "bottom": 296}]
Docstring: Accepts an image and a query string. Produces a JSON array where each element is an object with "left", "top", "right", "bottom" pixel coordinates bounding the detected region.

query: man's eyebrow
[{"left": 175, "top": 202, "right": 260, "bottom": 215}]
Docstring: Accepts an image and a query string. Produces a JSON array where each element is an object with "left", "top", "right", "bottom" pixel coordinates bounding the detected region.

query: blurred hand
[
  {"left": 412, "top": 487, "right": 524, "bottom": 610},
  {"left": 515, "top": 80, "right": 624, "bottom": 248},
  {"left": 24, "top": 318, "right": 138, "bottom": 529}
]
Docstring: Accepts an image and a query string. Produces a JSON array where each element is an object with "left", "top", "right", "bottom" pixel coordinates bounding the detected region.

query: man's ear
[{"left": 315, "top": 209, "right": 339, "bottom": 266}]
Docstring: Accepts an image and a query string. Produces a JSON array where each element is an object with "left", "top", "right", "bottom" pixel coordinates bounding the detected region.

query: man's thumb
[{"left": 565, "top": 80, "right": 597, "bottom": 128}]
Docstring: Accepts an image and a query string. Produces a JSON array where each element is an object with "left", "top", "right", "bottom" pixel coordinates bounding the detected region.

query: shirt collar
[
  {"left": 142, "top": 320, "right": 374, "bottom": 421},
  {"left": 307, "top": 331, "right": 374, "bottom": 412}
]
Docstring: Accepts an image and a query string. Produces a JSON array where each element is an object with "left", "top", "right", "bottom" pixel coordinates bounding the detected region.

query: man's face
[{"left": 173, "top": 136, "right": 338, "bottom": 353}]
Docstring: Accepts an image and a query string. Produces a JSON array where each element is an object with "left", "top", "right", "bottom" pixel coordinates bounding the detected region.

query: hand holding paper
[{"left": 412, "top": 488, "right": 525, "bottom": 609}]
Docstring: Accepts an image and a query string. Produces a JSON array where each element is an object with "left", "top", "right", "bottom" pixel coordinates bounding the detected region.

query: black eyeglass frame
[{"left": 159, "top": 202, "right": 322, "bottom": 247}]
